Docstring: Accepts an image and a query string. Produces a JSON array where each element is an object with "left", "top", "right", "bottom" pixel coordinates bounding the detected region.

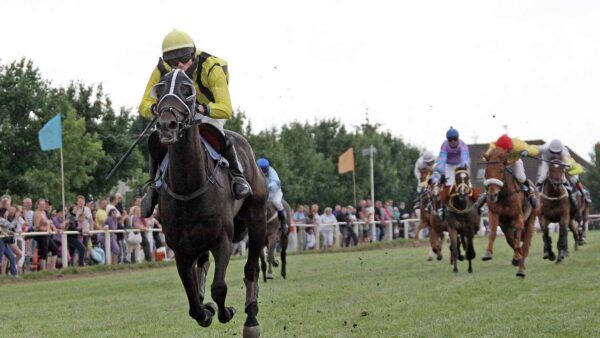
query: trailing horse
[
  {"left": 445, "top": 166, "right": 480, "bottom": 274},
  {"left": 152, "top": 69, "right": 266, "bottom": 337},
  {"left": 483, "top": 148, "right": 537, "bottom": 277},
  {"left": 260, "top": 200, "right": 291, "bottom": 282},
  {"left": 414, "top": 168, "right": 431, "bottom": 249},
  {"left": 538, "top": 157, "right": 571, "bottom": 263},
  {"left": 427, "top": 179, "right": 447, "bottom": 261}
]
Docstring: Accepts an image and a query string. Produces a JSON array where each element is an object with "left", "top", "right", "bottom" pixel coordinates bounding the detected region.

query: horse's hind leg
[
  {"left": 280, "top": 230, "right": 288, "bottom": 279},
  {"left": 210, "top": 234, "right": 236, "bottom": 324},
  {"left": 175, "top": 254, "right": 214, "bottom": 327},
  {"left": 243, "top": 207, "right": 266, "bottom": 338},
  {"left": 259, "top": 247, "right": 267, "bottom": 283}
]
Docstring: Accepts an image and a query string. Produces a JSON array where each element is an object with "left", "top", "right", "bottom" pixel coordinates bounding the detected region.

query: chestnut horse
[
  {"left": 427, "top": 178, "right": 447, "bottom": 261},
  {"left": 483, "top": 148, "right": 537, "bottom": 277},
  {"left": 413, "top": 168, "right": 432, "bottom": 250},
  {"left": 153, "top": 69, "right": 266, "bottom": 337},
  {"left": 445, "top": 166, "right": 480, "bottom": 274},
  {"left": 538, "top": 157, "right": 571, "bottom": 263},
  {"left": 260, "top": 200, "right": 291, "bottom": 282}
]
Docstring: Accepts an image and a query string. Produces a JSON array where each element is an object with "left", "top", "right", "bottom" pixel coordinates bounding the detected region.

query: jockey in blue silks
[{"left": 257, "top": 158, "right": 286, "bottom": 230}]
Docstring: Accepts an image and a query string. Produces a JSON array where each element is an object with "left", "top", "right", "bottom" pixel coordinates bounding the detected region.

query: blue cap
[
  {"left": 446, "top": 128, "right": 459, "bottom": 140},
  {"left": 257, "top": 158, "right": 270, "bottom": 168}
]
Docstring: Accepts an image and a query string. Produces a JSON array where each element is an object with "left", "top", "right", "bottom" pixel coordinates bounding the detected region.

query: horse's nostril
[{"left": 168, "top": 121, "right": 178, "bottom": 130}]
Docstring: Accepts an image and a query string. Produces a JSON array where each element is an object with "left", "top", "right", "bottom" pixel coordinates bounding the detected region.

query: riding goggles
[
  {"left": 447, "top": 137, "right": 458, "bottom": 142},
  {"left": 165, "top": 53, "right": 194, "bottom": 68}
]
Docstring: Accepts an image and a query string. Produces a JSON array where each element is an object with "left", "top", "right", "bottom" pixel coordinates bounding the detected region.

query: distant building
[{"left": 468, "top": 139, "right": 591, "bottom": 190}]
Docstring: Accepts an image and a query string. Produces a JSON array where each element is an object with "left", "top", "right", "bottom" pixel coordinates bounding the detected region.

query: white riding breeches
[
  {"left": 444, "top": 164, "right": 471, "bottom": 186},
  {"left": 509, "top": 159, "right": 526, "bottom": 183},
  {"left": 269, "top": 189, "right": 284, "bottom": 211},
  {"left": 198, "top": 115, "right": 225, "bottom": 131}
]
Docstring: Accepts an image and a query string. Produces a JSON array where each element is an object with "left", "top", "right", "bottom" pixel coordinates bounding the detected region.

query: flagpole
[
  {"left": 60, "top": 148, "right": 65, "bottom": 213},
  {"left": 352, "top": 169, "right": 356, "bottom": 207}
]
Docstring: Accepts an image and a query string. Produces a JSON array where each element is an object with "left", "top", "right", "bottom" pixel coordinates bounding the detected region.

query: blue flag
[{"left": 38, "top": 113, "right": 63, "bottom": 151}]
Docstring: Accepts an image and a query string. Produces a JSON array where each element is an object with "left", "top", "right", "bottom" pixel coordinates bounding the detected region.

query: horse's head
[
  {"left": 453, "top": 165, "right": 472, "bottom": 201},
  {"left": 547, "top": 154, "right": 566, "bottom": 188},
  {"left": 483, "top": 147, "right": 509, "bottom": 202},
  {"left": 151, "top": 69, "right": 197, "bottom": 144}
]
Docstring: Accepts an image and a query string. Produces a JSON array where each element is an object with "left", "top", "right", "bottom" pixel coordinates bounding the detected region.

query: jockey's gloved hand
[
  {"left": 431, "top": 171, "right": 441, "bottom": 183},
  {"left": 520, "top": 150, "right": 528, "bottom": 158},
  {"left": 151, "top": 103, "right": 157, "bottom": 115},
  {"left": 196, "top": 102, "right": 211, "bottom": 116}
]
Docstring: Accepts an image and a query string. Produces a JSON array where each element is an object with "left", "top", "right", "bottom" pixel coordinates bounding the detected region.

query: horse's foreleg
[
  {"left": 466, "top": 232, "right": 475, "bottom": 273},
  {"left": 448, "top": 227, "right": 458, "bottom": 274},
  {"left": 194, "top": 252, "right": 212, "bottom": 306},
  {"left": 557, "top": 216, "right": 569, "bottom": 263},
  {"left": 483, "top": 213, "right": 498, "bottom": 261},
  {"left": 210, "top": 235, "right": 236, "bottom": 324},
  {"left": 414, "top": 220, "right": 425, "bottom": 245},
  {"left": 518, "top": 215, "right": 536, "bottom": 277},
  {"left": 540, "top": 218, "right": 555, "bottom": 261},
  {"left": 175, "top": 254, "right": 213, "bottom": 327},
  {"left": 512, "top": 215, "right": 524, "bottom": 267}
]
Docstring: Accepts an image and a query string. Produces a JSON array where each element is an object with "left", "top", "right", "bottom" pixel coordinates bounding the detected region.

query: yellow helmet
[{"left": 162, "top": 30, "right": 195, "bottom": 60}]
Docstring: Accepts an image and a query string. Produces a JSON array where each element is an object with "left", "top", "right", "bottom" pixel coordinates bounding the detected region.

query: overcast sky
[{"left": 2, "top": 0, "right": 599, "bottom": 160}]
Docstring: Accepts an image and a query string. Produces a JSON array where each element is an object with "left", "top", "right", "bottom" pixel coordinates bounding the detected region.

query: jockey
[
  {"left": 431, "top": 127, "right": 471, "bottom": 217},
  {"left": 414, "top": 150, "right": 436, "bottom": 194},
  {"left": 536, "top": 139, "right": 591, "bottom": 206},
  {"left": 138, "top": 29, "right": 251, "bottom": 217},
  {"left": 257, "top": 158, "right": 286, "bottom": 231},
  {"left": 477, "top": 135, "right": 539, "bottom": 209}
]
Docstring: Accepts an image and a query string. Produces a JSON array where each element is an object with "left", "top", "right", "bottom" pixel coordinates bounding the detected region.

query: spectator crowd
[
  {"left": 0, "top": 191, "right": 419, "bottom": 278},
  {"left": 0, "top": 193, "right": 173, "bottom": 278}
]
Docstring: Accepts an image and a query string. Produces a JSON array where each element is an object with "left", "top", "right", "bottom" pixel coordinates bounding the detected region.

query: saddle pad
[{"left": 154, "top": 136, "right": 231, "bottom": 189}]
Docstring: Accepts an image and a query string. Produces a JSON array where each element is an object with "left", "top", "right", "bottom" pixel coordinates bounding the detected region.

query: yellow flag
[{"left": 338, "top": 147, "right": 355, "bottom": 174}]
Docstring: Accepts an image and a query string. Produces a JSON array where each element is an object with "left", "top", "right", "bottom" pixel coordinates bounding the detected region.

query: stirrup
[{"left": 231, "top": 176, "right": 252, "bottom": 199}]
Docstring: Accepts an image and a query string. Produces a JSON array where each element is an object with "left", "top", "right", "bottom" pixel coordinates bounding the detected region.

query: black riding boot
[
  {"left": 475, "top": 193, "right": 487, "bottom": 210},
  {"left": 277, "top": 209, "right": 287, "bottom": 232},
  {"left": 521, "top": 182, "right": 537, "bottom": 209},
  {"left": 223, "top": 136, "right": 252, "bottom": 200},
  {"left": 141, "top": 131, "right": 166, "bottom": 218},
  {"left": 565, "top": 184, "right": 577, "bottom": 209}
]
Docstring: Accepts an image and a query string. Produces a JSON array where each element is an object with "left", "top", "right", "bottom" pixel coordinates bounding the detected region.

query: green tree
[{"left": 583, "top": 143, "right": 600, "bottom": 212}]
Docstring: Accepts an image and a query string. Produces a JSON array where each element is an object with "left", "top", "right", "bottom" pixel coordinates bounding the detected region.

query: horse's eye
[
  {"left": 180, "top": 84, "right": 194, "bottom": 99},
  {"left": 150, "top": 83, "right": 166, "bottom": 100}
]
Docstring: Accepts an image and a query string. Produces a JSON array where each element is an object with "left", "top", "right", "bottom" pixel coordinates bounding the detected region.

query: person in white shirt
[{"left": 319, "top": 207, "right": 337, "bottom": 249}]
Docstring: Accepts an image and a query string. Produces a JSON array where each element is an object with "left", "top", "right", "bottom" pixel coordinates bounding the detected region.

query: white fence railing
[{"left": 2, "top": 228, "right": 162, "bottom": 269}]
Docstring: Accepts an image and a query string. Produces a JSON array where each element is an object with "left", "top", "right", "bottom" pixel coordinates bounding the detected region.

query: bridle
[
  {"left": 151, "top": 69, "right": 199, "bottom": 142},
  {"left": 448, "top": 169, "right": 474, "bottom": 214}
]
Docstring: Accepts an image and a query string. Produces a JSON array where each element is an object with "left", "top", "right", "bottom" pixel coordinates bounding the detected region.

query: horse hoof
[
  {"left": 272, "top": 261, "right": 279, "bottom": 268},
  {"left": 196, "top": 308, "right": 215, "bottom": 328},
  {"left": 218, "top": 306, "right": 236, "bottom": 324},
  {"left": 548, "top": 252, "right": 556, "bottom": 261},
  {"left": 281, "top": 273, "right": 286, "bottom": 280},
  {"left": 427, "top": 256, "right": 433, "bottom": 262},
  {"left": 243, "top": 325, "right": 260, "bottom": 338},
  {"left": 468, "top": 268, "right": 473, "bottom": 273},
  {"left": 266, "top": 274, "right": 274, "bottom": 280},
  {"left": 482, "top": 252, "right": 493, "bottom": 261},
  {"left": 436, "top": 255, "right": 443, "bottom": 261},
  {"left": 205, "top": 302, "right": 217, "bottom": 316},
  {"left": 543, "top": 252, "right": 549, "bottom": 260},
  {"left": 458, "top": 255, "right": 465, "bottom": 261},
  {"left": 516, "top": 271, "right": 526, "bottom": 278},
  {"left": 511, "top": 258, "right": 519, "bottom": 267}
]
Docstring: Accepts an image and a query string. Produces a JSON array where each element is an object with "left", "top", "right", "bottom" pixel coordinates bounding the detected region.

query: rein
[{"left": 540, "top": 180, "right": 568, "bottom": 201}]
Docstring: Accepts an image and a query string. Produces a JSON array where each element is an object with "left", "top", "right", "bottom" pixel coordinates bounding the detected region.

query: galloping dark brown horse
[
  {"left": 445, "top": 166, "right": 480, "bottom": 274},
  {"left": 260, "top": 200, "right": 290, "bottom": 282},
  {"left": 568, "top": 175, "right": 590, "bottom": 249},
  {"left": 153, "top": 69, "right": 266, "bottom": 337},
  {"left": 538, "top": 157, "right": 571, "bottom": 263},
  {"left": 484, "top": 148, "right": 537, "bottom": 277}
]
